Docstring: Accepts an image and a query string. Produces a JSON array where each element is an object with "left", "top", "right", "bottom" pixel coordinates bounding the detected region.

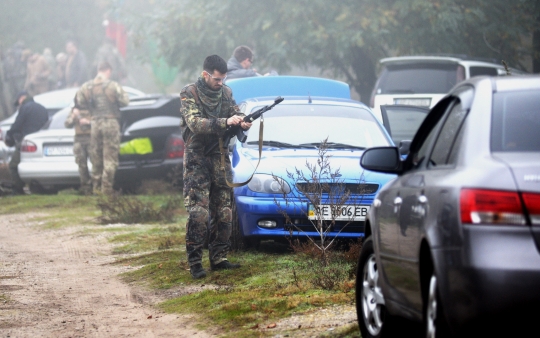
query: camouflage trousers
[
  {"left": 73, "top": 135, "right": 91, "bottom": 194},
  {"left": 183, "top": 150, "right": 233, "bottom": 267},
  {"left": 90, "top": 118, "right": 120, "bottom": 195}
]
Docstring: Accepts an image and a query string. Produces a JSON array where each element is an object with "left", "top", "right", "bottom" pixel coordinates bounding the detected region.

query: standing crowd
[{"left": 1, "top": 38, "right": 127, "bottom": 117}]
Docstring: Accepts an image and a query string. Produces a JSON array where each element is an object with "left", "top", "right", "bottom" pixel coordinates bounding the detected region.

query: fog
[{"left": 1, "top": 0, "right": 538, "bottom": 118}]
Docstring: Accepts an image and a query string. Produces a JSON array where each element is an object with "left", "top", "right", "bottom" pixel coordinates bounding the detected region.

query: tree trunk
[{"left": 533, "top": 14, "right": 540, "bottom": 73}]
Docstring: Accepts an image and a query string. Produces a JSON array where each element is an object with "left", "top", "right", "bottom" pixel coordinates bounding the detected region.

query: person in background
[
  {"left": 6, "top": 91, "right": 49, "bottom": 194},
  {"left": 180, "top": 54, "right": 251, "bottom": 279},
  {"left": 2, "top": 41, "right": 28, "bottom": 106},
  {"left": 225, "top": 45, "right": 259, "bottom": 82},
  {"left": 64, "top": 100, "right": 92, "bottom": 195},
  {"left": 75, "top": 61, "right": 129, "bottom": 195},
  {"left": 24, "top": 52, "right": 52, "bottom": 96},
  {"left": 92, "top": 38, "right": 127, "bottom": 83},
  {"left": 65, "top": 40, "right": 89, "bottom": 88},
  {"left": 42, "top": 48, "right": 57, "bottom": 91},
  {"left": 55, "top": 52, "right": 68, "bottom": 89}
]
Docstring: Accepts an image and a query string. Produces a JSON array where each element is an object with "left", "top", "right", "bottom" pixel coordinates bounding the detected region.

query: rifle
[{"left": 204, "top": 96, "right": 284, "bottom": 155}]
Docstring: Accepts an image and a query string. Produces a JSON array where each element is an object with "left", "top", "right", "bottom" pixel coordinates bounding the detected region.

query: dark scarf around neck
[{"left": 196, "top": 76, "right": 223, "bottom": 117}]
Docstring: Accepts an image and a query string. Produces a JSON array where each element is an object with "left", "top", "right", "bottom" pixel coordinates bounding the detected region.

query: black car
[{"left": 356, "top": 74, "right": 540, "bottom": 337}]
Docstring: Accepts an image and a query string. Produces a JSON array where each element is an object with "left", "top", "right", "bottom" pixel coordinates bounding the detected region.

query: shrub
[{"left": 96, "top": 193, "right": 182, "bottom": 224}]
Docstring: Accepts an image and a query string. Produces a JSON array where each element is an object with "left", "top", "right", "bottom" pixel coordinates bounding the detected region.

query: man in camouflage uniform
[
  {"left": 75, "top": 61, "right": 129, "bottom": 195},
  {"left": 180, "top": 55, "right": 251, "bottom": 279},
  {"left": 64, "top": 104, "right": 92, "bottom": 195}
]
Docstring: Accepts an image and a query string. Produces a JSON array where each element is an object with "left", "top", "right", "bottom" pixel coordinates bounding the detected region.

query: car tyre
[
  {"left": 425, "top": 272, "right": 450, "bottom": 338},
  {"left": 356, "top": 236, "right": 398, "bottom": 338},
  {"left": 29, "top": 181, "right": 58, "bottom": 195},
  {"left": 230, "top": 198, "right": 259, "bottom": 251}
]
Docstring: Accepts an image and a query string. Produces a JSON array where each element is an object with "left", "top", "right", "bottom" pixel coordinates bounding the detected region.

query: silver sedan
[{"left": 356, "top": 74, "right": 540, "bottom": 337}]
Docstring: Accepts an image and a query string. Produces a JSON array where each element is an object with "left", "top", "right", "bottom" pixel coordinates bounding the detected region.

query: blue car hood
[{"left": 232, "top": 146, "right": 395, "bottom": 186}]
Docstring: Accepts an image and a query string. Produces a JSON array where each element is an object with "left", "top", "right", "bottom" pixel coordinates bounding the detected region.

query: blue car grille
[{"left": 295, "top": 183, "right": 379, "bottom": 195}]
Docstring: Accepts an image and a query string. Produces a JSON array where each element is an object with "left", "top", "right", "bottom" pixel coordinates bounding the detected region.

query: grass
[
  {"left": 117, "top": 239, "right": 359, "bottom": 337},
  {"left": 0, "top": 192, "right": 361, "bottom": 337}
]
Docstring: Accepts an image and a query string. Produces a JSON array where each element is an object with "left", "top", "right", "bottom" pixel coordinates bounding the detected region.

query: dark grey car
[{"left": 356, "top": 75, "right": 540, "bottom": 337}]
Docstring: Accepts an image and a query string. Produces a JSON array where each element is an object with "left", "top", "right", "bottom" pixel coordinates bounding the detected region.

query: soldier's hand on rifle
[
  {"left": 240, "top": 121, "right": 252, "bottom": 130},
  {"left": 227, "top": 115, "right": 244, "bottom": 126}
]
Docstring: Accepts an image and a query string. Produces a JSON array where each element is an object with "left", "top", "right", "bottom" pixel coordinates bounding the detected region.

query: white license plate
[
  {"left": 44, "top": 145, "right": 73, "bottom": 156},
  {"left": 308, "top": 205, "right": 370, "bottom": 221},
  {"left": 393, "top": 98, "right": 431, "bottom": 107}
]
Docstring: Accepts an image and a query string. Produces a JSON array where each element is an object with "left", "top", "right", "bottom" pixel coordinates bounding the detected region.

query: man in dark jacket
[
  {"left": 6, "top": 91, "right": 49, "bottom": 194},
  {"left": 65, "top": 40, "right": 89, "bottom": 88},
  {"left": 225, "top": 46, "right": 259, "bottom": 82}
]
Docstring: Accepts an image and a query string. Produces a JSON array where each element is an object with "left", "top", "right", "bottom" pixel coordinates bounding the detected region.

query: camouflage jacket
[
  {"left": 64, "top": 107, "right": 91, "bottom": 140},
  {"left": 75, "top": 74, "right": 129, "bottom": 120},
  {"left": 180, "top": 83, "right": 243, "bottom": 153}
]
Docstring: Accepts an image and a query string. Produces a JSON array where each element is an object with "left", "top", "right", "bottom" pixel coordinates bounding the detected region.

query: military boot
[
  {"left": 211, "top": 260, "right": 241, "bottom": 271},
  {"left": 190, "top": 264, "right": 207, "bottom": 279}
]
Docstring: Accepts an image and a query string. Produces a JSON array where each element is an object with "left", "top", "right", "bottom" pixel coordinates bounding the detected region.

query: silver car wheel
[
  {"left": 426, "top": 274, "right": 438, "bottom": 338},
  {"left": 362, "top": 254, "right": 385, "bottom": 336}
]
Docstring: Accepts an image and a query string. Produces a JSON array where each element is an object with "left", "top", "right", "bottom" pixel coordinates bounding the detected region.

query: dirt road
[{"left": 0, "top": 213, "right": 213, "bottom": 338}]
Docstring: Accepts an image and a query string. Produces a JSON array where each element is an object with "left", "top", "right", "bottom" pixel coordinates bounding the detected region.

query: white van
[{"left": 369, "top": 55, "right": 525, "bottom": 121}]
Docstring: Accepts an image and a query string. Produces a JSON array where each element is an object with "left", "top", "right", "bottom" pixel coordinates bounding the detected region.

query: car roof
[
  {"left": 33, "top": 86, "right": 145, "bottom": 110},
  {"left": 242, "top": 96, "right": 369, "bottom": 108},
  {"left": 456, "top": 74, "right": 540, "bottom": 93},
  {"left": 377, "top": 55, "right": 525, "bottom": 72},
  {"left": 380, "top": 55, "right": 502, "bottom": 64},
  {"left": 226, "top": 76, "right": 351, "bottom": 103}
]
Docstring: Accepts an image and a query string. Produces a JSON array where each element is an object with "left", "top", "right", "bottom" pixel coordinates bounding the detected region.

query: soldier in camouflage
[
  {"left": 75, "top": 61, "right": 129, "bottom": 195},
  {"left": 64, "top": 104, "right": 92, "bottom": 195},
  {"left": 180, "top": 55, "right": 251, "bottom": 279}
]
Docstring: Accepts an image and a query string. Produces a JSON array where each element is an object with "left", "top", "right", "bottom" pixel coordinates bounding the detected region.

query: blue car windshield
[{"left": 243, "top": 104, "right": 392, "bottom": 149}]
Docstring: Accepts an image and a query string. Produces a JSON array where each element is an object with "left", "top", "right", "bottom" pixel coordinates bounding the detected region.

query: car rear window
[
  {"left": 491, "top": 90, "right": 540, "bottom": 152},
  {"left": 45, "top": 107, "right": 71, "bottom": 130},
  {"left": 376, "top": 63, "right": 462, "bottom": 95},
  {"left": 470, "top": 66, "right": 498, "bottom": 77}
]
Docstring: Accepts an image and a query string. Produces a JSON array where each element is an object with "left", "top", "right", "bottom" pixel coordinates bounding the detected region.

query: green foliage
[
  {"left": 96, "top": 193, "right": 182, "bottom": 224},
  {"left": 119, "top": 0, "right": 539, "bottom": 103}
]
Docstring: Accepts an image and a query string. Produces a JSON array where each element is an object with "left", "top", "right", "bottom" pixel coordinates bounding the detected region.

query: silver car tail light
[
  {"left": 21, "top": 140, "right": 37, "bottom": 153},
  {"left": 522, "top": 192, "right": 540, "bottom": 225},
  {"left": 460, "top": 189, "right": 527, "bottom": 225}
]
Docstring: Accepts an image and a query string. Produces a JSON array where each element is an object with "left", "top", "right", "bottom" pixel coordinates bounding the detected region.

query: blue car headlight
[{"left": 248, "top": 174, "right": 291, "bottom": 194}]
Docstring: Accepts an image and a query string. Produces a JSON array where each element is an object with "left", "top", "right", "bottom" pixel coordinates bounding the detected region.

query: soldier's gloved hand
[{"left": 226, "top": 116, "right": 244, "bottom": 126}]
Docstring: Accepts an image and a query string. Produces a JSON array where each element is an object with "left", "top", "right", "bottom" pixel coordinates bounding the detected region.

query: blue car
[{"left": 226, "top": 76, "right": 397, "bottom": 249}]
